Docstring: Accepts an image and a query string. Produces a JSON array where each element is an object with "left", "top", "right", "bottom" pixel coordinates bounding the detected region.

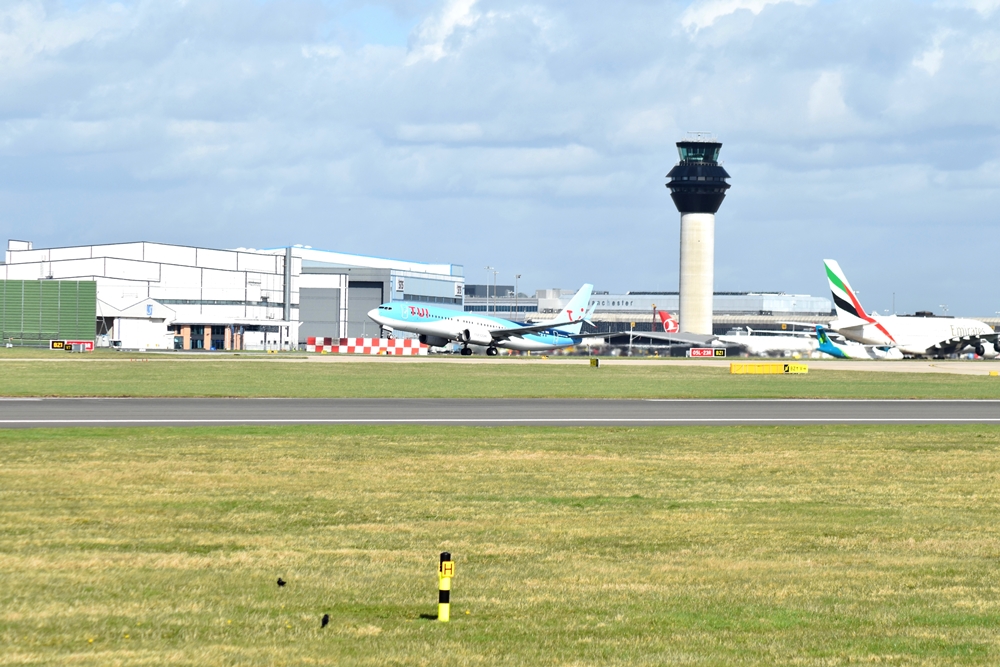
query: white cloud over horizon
[{"left": 2, "top": 0, "right": 1000, "bottom": 315}]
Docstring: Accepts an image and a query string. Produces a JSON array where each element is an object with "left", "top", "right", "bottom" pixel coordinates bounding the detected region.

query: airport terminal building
[
  {"left": 0, "top": 240, "right": 463, "bottom": 350},
  {"left": 465, "top": 287, "right": 834, "bottom": 334}
]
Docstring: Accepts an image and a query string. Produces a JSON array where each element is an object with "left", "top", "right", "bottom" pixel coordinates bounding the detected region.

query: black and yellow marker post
[{"left": 438, "top": 552, "right": 454, "bottom": 622}]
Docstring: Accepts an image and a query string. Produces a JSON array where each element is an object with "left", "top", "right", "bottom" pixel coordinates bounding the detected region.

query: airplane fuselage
[
  {"left": 714, "top": 331, "right": 817, "bottom": 356},
  {"left": 833, "top": 314, "right": 996, "bottom": 356},
  {"left": 367, "top": 302, "right": 583, "bottom": 352}
]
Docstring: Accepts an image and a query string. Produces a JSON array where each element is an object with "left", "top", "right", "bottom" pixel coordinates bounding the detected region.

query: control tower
[{"left": 666, "top": 135, "right": 731, "bottom": 335}]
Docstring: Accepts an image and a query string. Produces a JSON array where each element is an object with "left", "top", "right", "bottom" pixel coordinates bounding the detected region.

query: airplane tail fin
[
  {"left": 816, "top": 324, "right": 846, "bottom": 358},
  {"left": 657, "top": 310, "right": 679, "bottom": 333},
  {"left": 824, "top": 259, "right": 869, "bottom": 323},
  {"left": 547, "top": 284, "right": 594, "bottom": 335},
  {"left": 815, "top": 325, "right": 832, "bottom": 347}
]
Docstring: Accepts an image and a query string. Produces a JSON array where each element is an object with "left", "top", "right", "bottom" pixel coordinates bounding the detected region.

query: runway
[{"left": 1, "top": 398, "right": 1000, "bottom": 427}]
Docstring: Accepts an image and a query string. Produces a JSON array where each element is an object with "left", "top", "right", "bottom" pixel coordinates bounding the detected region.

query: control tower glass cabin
[{"left": 666, "top": 141, "right": 730, "bottom": 214}]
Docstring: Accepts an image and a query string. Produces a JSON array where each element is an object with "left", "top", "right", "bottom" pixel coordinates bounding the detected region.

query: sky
[{"left": 2, "top": 0, "right": 1000, "bottom": 315}]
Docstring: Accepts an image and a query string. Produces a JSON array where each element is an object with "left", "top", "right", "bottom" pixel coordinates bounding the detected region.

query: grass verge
[
  {"left": 2, "top": 425, "right": 998, "bottom": 665},
  {"left": 0, "top": 356, "right": 999, "bottom": 398}
]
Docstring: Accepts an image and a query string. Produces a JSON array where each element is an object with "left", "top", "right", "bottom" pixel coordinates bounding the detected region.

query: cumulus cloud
[
  {"left": 807, "top": 71, "right": 849, "bottom": 122},
  {"left": 406, "top": 0, "right": 480, "bottom": 63},
  {"left": 680, "top": 0, "right": 813, "bottom": 32},
  {"left": 2, "top": 0, "right": 1000, "bottom": 313}
]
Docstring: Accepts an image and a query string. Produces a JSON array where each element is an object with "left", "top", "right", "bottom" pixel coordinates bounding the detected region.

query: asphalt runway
[{"left": 1, "top": 398, "right": 1000, "bottom": 427}]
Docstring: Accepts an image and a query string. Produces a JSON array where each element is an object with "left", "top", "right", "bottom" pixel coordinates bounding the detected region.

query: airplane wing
[
  {"left": 489, "top": 321, "right": 586, "bottom": 340},
  {"left": 925, "top": 332, "right": 1000, "bottom": 355},
  {"left": 576, "top": 330, "right": 718, "bottom": 346},
  {"left": 778, "top": 321, "right": 829, "bottom": 330}
]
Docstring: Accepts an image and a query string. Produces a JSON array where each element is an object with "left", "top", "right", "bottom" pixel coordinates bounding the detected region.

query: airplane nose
[{"left": 367, "top": 308, "right": 382, "bottom": 323}]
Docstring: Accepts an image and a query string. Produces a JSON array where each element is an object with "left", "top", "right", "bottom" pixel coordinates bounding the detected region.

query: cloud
[
  {"left": 913, "top": 31, "right": 951, "bottom": 75},
  {"left": 807, "top": 71, "right": 849, "bottom": 122},
  {"left": 406, "top": 0, "right": 480, "bottom": 64},
  {"left": 962, "top": 0, "right": 1000, "bottom": 16},
  {"left": 396, "top": 122, "right": 484, "bottom": 142},
  {"left": 680, "top": 0, "right": 813, "bottom": 32},
  {"left": 2, "top": 0, "right": 1000, "bottom": 314}
]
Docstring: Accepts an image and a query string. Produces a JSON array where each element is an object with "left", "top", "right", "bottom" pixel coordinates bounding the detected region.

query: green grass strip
[{"left": 1, "top": 358, "right": 999, "bottom": 398}]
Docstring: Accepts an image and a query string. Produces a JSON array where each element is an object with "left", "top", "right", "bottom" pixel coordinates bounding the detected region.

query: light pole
[
  {"left": 491, "top": 268, "right": 499, "bottom": 316},
  {"left": 484, "top": 266, "right": 494, "bottom": 315},
  {"left": 514, "top": 274, "right": 521, "bottom": 321}
]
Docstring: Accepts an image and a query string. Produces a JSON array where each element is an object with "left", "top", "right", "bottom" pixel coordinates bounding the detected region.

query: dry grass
[{"left": 1, "top": 425, "right": 999, "bottom": 665}]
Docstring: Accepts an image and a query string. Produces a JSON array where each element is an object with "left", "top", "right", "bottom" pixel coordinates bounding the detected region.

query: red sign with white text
[{"left": 689, "top": 347, "right": 725, "bottom": 358}]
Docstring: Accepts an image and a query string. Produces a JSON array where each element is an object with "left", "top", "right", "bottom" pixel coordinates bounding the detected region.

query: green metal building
[{"left": 0, "top": 280, "right": 97, "bottom": 345}]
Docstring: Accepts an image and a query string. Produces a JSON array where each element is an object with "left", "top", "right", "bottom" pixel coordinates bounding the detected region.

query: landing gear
[
  {"left": 460, "top": 346, "right": 473, "bottom": 356},
  {"left": 486, "top": 346, "right": 499, "bottom": 357}
]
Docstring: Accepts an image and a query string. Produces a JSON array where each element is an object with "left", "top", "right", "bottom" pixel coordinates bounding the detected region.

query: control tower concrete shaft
[{"left": 666, "top": 138, "right": 731, "bottom": 335}]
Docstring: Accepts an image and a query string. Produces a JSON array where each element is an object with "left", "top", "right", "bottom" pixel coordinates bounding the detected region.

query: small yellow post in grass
[
  {"left": 438, "top": 552, "right": 454, "bottom": 622},
  {"left": 990, "top": 370, "right": 998, "bottom": 377},
  {"left": 590, "top": 358, "right": 600, "bottom": 368}
]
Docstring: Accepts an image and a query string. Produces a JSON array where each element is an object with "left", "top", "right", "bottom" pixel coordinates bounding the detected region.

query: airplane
[
  {"left": 714, "top": 325, "right": 817, "bottom": 357},
  {"left": 815, "top": 325, "right": 903, "bottom": 360},
  {"left": 824, "top": 259, "right": 1000, "bottom": 358},
  {"left": 597, "top": 310, "right": 814, "bottom": 355},
  {"left": 367, "top": 284, "right": 596, "bottom": 355}
]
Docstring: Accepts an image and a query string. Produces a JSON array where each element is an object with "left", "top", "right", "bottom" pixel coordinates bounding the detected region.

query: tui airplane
[{"left": 367, "top": 284, "right": 595, "bottom": 356}]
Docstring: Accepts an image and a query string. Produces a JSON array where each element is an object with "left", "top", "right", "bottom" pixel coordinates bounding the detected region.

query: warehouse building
[{"left": 1, "top": 240, "right": 463, "bottom": 350}]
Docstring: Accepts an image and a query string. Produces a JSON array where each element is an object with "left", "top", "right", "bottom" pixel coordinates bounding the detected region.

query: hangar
[{"left": 1, "top": 240, "right": 463, "bottom": 350}]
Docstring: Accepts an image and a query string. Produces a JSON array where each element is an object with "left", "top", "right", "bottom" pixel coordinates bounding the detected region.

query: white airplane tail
[
  {"left": 824, "top": 259, "right": 870, "bottom": 325},
  {"left": 547, "top": 284, "right": 594, "bottom": 335}
]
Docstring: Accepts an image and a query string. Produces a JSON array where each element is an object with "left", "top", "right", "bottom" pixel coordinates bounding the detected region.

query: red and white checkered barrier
[{"left": 306, "top": 337, "right": 429, "bottom": 355}]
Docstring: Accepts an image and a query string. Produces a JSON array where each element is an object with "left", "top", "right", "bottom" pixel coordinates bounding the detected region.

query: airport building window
[
  {"left": 464, "top": 305, "right": 539, "bottom": 313},
  {"left": 402, "top": 294, "right": 462, "bottom": 305}
]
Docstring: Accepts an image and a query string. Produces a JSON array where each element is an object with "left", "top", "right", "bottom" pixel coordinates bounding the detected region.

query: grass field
[
  {"left": 2, "top": 425, "right": 998, "bottom": 665},
  {"left": 1, "top": 355, "right": 999, "bottom": 399}
]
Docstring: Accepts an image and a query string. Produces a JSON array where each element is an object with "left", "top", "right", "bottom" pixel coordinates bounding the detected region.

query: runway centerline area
[{"left": 1, "top": 398, "right": 999, "bottom": 427}]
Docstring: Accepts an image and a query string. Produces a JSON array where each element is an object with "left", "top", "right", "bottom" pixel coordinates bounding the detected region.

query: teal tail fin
[{"left": 815, "top": 325, "right": 846, "bottom": 358}]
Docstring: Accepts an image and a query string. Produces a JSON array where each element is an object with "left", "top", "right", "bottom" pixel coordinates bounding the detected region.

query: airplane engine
[
  {"left": 459, "top": 327, "right": 493, "bottom": 346},
  {"left": 975, "top": 344, "right": 986, "bottom": 357},
  {"left": 419, "top": 334, "right": 450, "bottom": 348},
  {"left": 995, "top": 341, "right": 1000, "bottom": 354}
]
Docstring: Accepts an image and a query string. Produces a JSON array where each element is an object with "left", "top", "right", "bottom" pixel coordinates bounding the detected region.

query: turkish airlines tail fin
[
  {"left": 824, "top": 259, "right": 869, "bottom": 323},
  {"left": 657, "top": 310, "right": 679, "bottom": 333},
  {"left": 548, "top": 284, "right": 594, "bottom": 334}
]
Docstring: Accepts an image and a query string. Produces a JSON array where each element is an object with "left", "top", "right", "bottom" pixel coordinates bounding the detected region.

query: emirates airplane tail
[{"left": 824, "top": 259, "right": 871, "bottom": 325}]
